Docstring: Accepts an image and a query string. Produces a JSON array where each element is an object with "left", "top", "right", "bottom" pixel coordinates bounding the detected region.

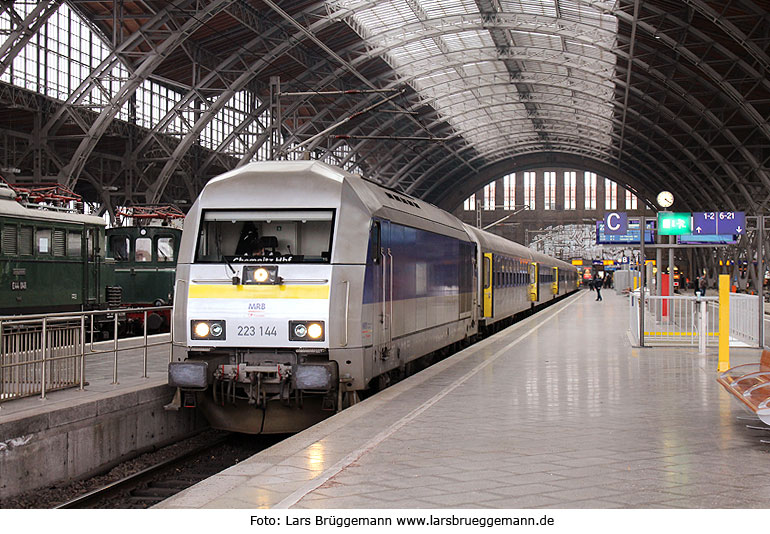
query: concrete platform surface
[{"left": 157, "top": 290, "right": 769, "bottom": 509}]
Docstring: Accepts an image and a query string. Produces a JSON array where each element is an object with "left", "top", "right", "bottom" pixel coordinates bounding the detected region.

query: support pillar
[{"left": 718, "top": 274, "right": 730, "bottom": 372}]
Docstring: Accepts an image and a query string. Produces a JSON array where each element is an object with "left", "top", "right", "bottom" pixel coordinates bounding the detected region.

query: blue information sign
[
  {"left": 603, "top": 212, "right": 628, "bottom": 236},
  {"left": 717, "top": 211, "right": 746, "bottom": 234},
  {"left": 596, "top": 220, "right": 655, "bottom": 245},
  {"left": 692, "top": 212, "right": 717, "bottom": 235},
  {"left": 692, "top": 212, "right": 745, "bottom": 235}
]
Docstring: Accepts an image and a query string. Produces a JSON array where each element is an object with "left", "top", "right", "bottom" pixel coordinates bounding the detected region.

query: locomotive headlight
[
  {"left": 253, "top": 268, "right": 270, "bottom": 283},
  {"left": 191, "top": 320, "right": 226, "bottom": 340},
  {"left": 243, "top": 265, "right": 280, "bottom": 285},
  {"left": 293, "top": 323, "right": 308, "bottom": 338},
  {"left": 307, "top": 323, "right": 323, "bottom": 339},
  {"left": 194, "top": 322, "right": 210, "bottom": 338},
  {"left": 289, "top": 320, "right": 325, "bottom": 341}
]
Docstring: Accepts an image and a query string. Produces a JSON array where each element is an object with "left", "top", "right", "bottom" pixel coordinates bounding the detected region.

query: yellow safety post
[{"left": 718, "top": 274, "right": 730, "bottom": 372}]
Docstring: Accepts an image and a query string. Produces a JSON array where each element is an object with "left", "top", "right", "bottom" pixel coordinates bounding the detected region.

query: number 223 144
[{"left": 237, "top": 325, "right": 277, "bottom": 337}]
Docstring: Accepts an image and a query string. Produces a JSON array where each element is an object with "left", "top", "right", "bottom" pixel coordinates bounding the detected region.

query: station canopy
[{"left": 0, "top": 1, "right": 767, "bottom": 213}]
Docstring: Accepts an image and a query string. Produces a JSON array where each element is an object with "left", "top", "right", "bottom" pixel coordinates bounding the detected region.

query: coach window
[
  {"left": 157, "top": 236, "right": 175, "bottom": 262},
  {"left": 135, "top": 237, "right": 152, "bottom": 262},
  {"left": 36, "top": 228, "right": 51, "bottom": 255}
]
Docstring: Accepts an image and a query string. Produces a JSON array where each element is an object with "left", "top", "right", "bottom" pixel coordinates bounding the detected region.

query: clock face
[{"left": 657, "top": 190, "right": 674, "bottom": 208}]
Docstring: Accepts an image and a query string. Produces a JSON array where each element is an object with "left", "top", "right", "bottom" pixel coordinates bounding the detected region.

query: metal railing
[
  {"left": 629, "top": 292, "right": 761, "bottom": 350},
  {"left": 644, "top": 295, "right": 718, "bottom": 351},
  {"left": 729, "top": 293, "right": 760, "bottom": 346},
  {"left": 0, "top": 306, "right": 172, "bottom": 404}
]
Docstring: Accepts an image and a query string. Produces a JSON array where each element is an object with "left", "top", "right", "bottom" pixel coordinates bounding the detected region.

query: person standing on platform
[
  {"left": 699, "top": 276, "right": 707, "bottom": 296},
  {"left": 594, "top": 275, "right": 603, "bottom": 301}
]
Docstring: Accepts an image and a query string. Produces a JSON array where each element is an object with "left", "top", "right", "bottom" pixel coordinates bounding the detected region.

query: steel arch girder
[
  {"left": 148, "top": 2, "right": 383, "bottom": 202},
  {"left": 53, "top": 0, "right": 235, "bottom": 188}
]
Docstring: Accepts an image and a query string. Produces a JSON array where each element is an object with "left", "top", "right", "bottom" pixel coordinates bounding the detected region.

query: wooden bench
[{"left": 717, "top": 349, "right": 770, "bottom": 425}]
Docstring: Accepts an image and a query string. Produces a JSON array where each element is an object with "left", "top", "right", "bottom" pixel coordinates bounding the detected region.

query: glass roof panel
[{"left": 327, "top": 0, "right": 618, "bottom": 160}]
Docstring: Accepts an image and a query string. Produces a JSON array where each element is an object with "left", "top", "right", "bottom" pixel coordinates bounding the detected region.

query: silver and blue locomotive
[{"left": 169, "top": 161, "right": 578, "bottom": 433}]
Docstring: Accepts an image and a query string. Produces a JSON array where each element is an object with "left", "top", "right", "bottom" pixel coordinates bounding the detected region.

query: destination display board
[
  {"left": 677, "top": 234, "right": 737, "bottom": 245},
  {"left": 596, "top": 220, "right": 655, "bottom": 245}
]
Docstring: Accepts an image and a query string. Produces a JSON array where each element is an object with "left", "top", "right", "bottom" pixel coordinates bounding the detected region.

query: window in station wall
[
  {"left": 524, "top": 171, "right": 536, "bottom": 210},
  {"left": 544, "top": 172, "right": 556, "bottom": 210},
  {"left": 584, "top": 172, "right": 597, "bottom": 210},
  {"left": 605, "top": 178, "right": 617, "bottom": 210},
  {"left": 564, "top": 171, "right": 576, "bottom": 210},
  {"left": 483, "top": 181, "right": 496, "bottom": 210},
  {"left": 625, "top": 189, "right": 638, "bottom": 209},
  {"left": 503, "top": 173, "right": 516, "bottom": 210},
  {"left": 463, "top": 193, "right": 476, "bottom": 211}
]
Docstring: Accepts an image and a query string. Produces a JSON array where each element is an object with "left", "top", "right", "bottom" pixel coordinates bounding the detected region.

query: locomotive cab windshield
[{"left": 195, "top": 209, "right": 334, "bottom": 263}]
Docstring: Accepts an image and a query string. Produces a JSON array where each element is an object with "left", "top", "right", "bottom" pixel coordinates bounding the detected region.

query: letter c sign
[{"left": 604, "top": 212, "right": 627, "bottom": 235}]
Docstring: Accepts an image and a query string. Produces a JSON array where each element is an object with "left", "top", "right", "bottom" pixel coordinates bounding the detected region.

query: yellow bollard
[{"left": 718, "top": 274, "right": 730, "bottom": 372}]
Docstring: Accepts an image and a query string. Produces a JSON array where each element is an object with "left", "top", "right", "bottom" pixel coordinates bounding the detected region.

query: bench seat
[{"left": 717, "top": 349, "right": 770, "bottom": 425}]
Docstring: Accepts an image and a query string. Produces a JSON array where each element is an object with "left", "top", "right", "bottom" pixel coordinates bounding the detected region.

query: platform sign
[
  {"left": 692, "top": 211, "right": 746, "bottom": 235},
  {"left": 596, "top": 220, "right": 655, "bottom": 245},
  {"left": 717, "top": 211, "right": 745, "bottom": 234},
  {"left": 657, "top": 212, "right": 691, "bottom": 235},
  {"left": 603, "top": 212, "right": 627, "bottom": 235}
]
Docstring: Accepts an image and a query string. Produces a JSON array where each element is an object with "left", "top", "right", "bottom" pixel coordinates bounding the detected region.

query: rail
[{"left": 0, "top": 306, "right": 172, "bottom": 404}]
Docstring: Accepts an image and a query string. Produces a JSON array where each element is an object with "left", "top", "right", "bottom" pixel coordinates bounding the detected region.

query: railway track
[{"left": 56, "top": 433, "right": 283, "bottom": 509}]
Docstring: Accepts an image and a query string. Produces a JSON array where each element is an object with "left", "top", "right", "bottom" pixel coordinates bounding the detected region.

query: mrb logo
[{"left": 247, "top": 301, "right": 267, "bottom": 317}]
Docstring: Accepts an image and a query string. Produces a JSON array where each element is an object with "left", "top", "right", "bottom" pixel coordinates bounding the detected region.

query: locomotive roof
[{"left": 0, "top": 185, "right": 105, "bottom": 226}]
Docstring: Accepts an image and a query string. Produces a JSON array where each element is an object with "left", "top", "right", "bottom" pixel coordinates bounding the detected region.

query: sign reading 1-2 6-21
[{"left": 692, "top": 211, "right": 745, "bottom": 235}]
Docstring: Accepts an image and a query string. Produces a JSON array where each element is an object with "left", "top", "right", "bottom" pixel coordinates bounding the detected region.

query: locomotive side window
[
  {"left": 196, "top": 209, "right": 334, "bottom": 263},
  {"left": 36, "top": 228, "right": 51, "bottom": 255},
  {"left": 157, "top": 236, "right": 175, "bottom": 262},
  {"left": 369, "top": 221, "right": 381, "bottom": 264},
  {"left": 68, "top": 231, "right": 82, "bottom": 257},
  {"left": 109, "top": 235, "right": 130, "bottom": 261},
  {"left": 135, "top": 237, "right": 152, "bottom": 262}
]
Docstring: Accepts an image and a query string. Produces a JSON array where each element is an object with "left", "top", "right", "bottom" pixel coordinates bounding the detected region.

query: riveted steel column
[
  {"left": 639, "top": 215, "right": 647, "bottom": 347},
  {"left": 759, "top": 215, "right": 765, "bottom": 347}
]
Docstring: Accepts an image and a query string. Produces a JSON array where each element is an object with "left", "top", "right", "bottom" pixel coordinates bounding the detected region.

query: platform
[
  {"left": 0, "top": 334, "right": 203, "bottom": 500},
  {"left": 158, "top": 289, "right": 770, "bottom": 509}
]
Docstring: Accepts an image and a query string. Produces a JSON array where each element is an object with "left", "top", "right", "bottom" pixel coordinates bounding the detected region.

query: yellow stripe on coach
[{"left": 188, "top": 284, "right": 330, "bottom": 299}]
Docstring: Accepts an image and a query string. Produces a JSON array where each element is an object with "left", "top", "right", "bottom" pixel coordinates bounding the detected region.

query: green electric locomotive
[
  {"left": 0, "top": 183, "right": 118, "bottom": 315},
  {"left": 106, "top": 206, "right": 183, "bottom": 333}
]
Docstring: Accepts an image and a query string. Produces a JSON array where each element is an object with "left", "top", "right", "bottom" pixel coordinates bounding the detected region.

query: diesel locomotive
[{"left": 168, "top": 161, "right": 578, "bottom": 433}]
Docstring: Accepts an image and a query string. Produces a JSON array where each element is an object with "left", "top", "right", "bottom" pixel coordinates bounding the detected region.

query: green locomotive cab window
[
  {"left": 135, "top": 237, "right": 152, "bottom": 262},
  {"left": 68, "top": 231, "right": 82, "bottom": 257},
  {"left": 36, "top": 228, "right": 51, "bottom": 255},
  {"left": 109, "top": 235, "right": 129, "bottom": 261},
  {"left": 156, "top": 236, "right": 175, "bottom": 262},
  {"left": 19, "top": 226, "right": 33, "bottom": 255}
]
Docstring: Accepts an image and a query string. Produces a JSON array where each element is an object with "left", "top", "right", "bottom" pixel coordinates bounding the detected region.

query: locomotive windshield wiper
[{"left": 215, "top": 225, "right": 237, "bottom": 281}]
